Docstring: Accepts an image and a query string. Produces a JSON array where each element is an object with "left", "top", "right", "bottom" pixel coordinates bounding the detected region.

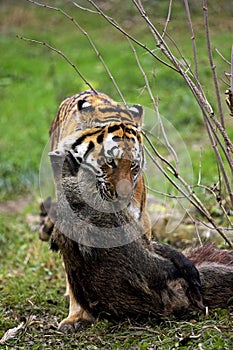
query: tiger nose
[{"left": 116, "top": 179, "right": 132, "bottom": 199}]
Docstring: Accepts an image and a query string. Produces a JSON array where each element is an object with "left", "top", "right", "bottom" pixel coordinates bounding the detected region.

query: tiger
[
  {"left": 39, "top": 89, "right": 151, "bottom": 329},
  {"left": 40, "top": 90, "right": 151, "bottom": 239},
  {"left": 40, "top": 90, "right": 233, "bottom": 330}
]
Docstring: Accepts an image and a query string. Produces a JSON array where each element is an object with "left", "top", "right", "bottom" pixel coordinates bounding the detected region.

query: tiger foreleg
[
  {"left": 62, "top": 264, "right": 70, "bottom": 299},
  {"left": 58, "top": 284, "right": 95, "bottom": 332}
]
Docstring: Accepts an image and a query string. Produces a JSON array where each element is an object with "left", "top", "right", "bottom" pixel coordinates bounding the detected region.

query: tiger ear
[
  {"left": 77, "top": 99, "right": 92, "bottom": 111},
  {"left": 128, "top": 104, "right": 144, "bottom": 127}
]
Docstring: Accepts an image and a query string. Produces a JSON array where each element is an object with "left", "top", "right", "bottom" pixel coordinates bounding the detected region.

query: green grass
[
  {"left": 0, "top": 1, "right": 233, "bottom": 349},
  {"left": 0, "top": 210, "right": 232, "bottom": 349},
  {"left": 0, "top": 1, "right": 232, "bottom": 200}
]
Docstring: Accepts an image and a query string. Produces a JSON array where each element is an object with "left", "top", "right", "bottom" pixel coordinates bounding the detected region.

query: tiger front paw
[
  {"left": 58, "top": 311, "right": 95, "bottom": 333},
  {"left": 58, "top": 316, "right": 90, "bottom": 333}
]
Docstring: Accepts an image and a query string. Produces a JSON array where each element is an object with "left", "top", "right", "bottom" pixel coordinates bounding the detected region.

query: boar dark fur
[{"left": 50, "top": 151, "right": 233, "bottom": 324}]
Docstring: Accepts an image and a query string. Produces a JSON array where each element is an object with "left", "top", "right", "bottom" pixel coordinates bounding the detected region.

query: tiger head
[
  {"left": 50, "top": 90, "right": 144, "bottom": 150},
  {"left": 50, "top": 101, "right": 145, "bottom": 211},
  {"left": 72, "top": 120, "right": 144, "bottom": 203}
]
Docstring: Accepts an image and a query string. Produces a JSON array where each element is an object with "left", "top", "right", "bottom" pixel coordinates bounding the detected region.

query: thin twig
[
  {"left": 166, "top": 28, "right": 233, "bottom": 207},
  {"left": 87, "top": 0, "right": 179, "bottom": 72},
  {"left": 183, "top": 0, "right": 203, "bottom": 94},
  {"left": 177, "top": 201, "right": 203, "bottom": 245},
  {"left": 16, "top": 35, "right": 96, "bottom": 92},
  {"left": 161, "top": 0, "right": 173, "bottom": 39},
  {"left": 191, "top": 215, "right": 203, "bottom": 246},
  {"left": 164, "top": 32, "right": 194, "bottom": 78},
  {"left": 133, "top": 0, "right": 215, "bottom": 117},
  {"left": 26, "top": 0, "right": 127, "bottom": 106},
  {"left": 195, "top": 217, "right": 233, "bottom": 234},
  {"left": 133, "top": 0, "right": 233, "bottom": 170},
  {"left": 23, "top": 0, "right": 233, "bottom": 246},
  {"left": 202, "top": 111, "right": 233, "bottom": 209},
  {"left": 203, "top": 0, "right": 225, "bottom": 128},
  {"left": 215, "top": 48, "right": 231, "bottom": 65},
  {"left": 197, "top": 147, "right": 202, "bottom": 186},
  {"left": 146, "top": 185, "right": 186, "bottom": 199},
  {"left": 133, "top": 0, "right": 180, "bottom": 69},
  {"left": 143, "top": 131, "right": 178, "bottom": 177},
  {"left": 231, "top": 45, "right": 233, "bottom": 91},
  {"left": 193, "top": 184, "right": 233, "bottom": 228},
  {"left": 210, "top": 115, "right": 233, "bottom": 154},
  {"left": 72, "top": 1, "right": 99, "bottom": 14},
  {"left": 144, "top": 138, "right": 232, "bottom": 247},
  {"left": 128, "top": 39, "right": 179, "bottom": 171}
]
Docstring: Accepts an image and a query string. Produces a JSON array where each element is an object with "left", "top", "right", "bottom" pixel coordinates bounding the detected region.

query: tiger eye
[
  {"left": 130, "top": 161, "right": 140, "bottom": 170},
  {"left": 105, "top": 158, "right": 116, "bottom": 168}
]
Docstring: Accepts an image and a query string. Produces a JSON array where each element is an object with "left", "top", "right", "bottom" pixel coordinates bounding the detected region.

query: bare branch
[
  {"left": 225, "top": 46, "right": 233, "bottom": 115},
  {"left": 163, "top": 32, "right": 194, "bottom": 78},
  {"left": 86, "top": 0, "right": 179, "bottom": 72},
  {"left": 132, "top": 0, "right": 216, "bottom": 121},
  {"left": 16, "top": 35, "right": 96, "bottom": 92},
  {"left": 145, "top": 185, "right": 186, "bottom": 199},
  {"left": 201, "top": 110, "right": 233, "bottom": 207},
  {"left": 195, "top": 217, "right": 233, "bottom": 234},
  {"left": 145, "top": 142, "right": 232, "bottom": 247},
  {"left": 132, "top": 0, "right": 180, "bottom": 69},
  {"left": 193, "top": 183, "right": 233, "bottom": 229},
  {"left": 215, "top": 48, "right": 231, "bottom": 65},
  {"left": 128, "top": 39, "right": 179, "bottom": 171},
  {"left": 231, "top": 45, "right": 233, "bottom": 91},
  {"left": 183, "top": 0, "right": 201, "bottom": 89},
  {"left": 161, "top": 0, "right": 173, "bottom": 39},
  {"left": 203, "top": 0, "right": 225, "bottom": 128},
  {"left": 72, "top": 1, "right": 99, "bottom": 14},
  {"left": 185, "top": 210, "right": 203, "bottom": 246},
  {"left": 142, "top": 131, "right": 178, "bottom": 177},
  {"left": 26, "top": 0, "right": 127, "bottom": 106},
  {"left": 197, "top": 147, "right": 202, "bottom": 187},
  {"left": 23, "top": 0, "right": 233, "bottom": 246},
  {"left": 146, "top": 2, "right": 233, "bottom": 205}
]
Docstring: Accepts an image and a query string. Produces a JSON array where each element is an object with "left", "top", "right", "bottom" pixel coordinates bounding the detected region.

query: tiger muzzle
[
  {"left": 97, "top": 179, "right": 133, "bottom": 203},
  {"left": 115, "top": 179, "right": 133, "bottom": 200}
]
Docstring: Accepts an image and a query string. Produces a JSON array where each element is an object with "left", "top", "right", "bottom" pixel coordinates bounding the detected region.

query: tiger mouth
[{"left": 97, "top": 180, "right": 133, "bottom": 203}]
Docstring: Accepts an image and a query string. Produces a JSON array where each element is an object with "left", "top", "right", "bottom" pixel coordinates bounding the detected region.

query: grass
[
  {"left": 0, "top": 1, "right": 233, "bottom": 349},
  {"left": 0, "top": 210, "right": 232, "bottom": 349},
  {"left": 0, "top": 0, "right": 232, "bottom": 200}
]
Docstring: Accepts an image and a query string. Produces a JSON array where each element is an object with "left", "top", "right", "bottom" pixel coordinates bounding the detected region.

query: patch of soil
[{"left": 0, "top": 196, "right": 32, "bottom": 215}]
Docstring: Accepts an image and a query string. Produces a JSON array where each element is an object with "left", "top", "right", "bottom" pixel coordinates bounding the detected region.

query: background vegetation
[{"left": 0, "top": 0, "right": 232, "bottom": 348}]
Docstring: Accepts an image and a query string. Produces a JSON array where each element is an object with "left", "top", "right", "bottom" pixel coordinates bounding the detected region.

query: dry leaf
[{"left": 0, "top": 322, "right": 24, "bottom": 344}]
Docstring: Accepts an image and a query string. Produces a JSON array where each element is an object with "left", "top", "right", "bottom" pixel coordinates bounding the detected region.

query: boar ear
[
  {"left": 48, "top": 149, "right": 65, "bottom": 180},
  {"left": 48, "top": 149, "right": 65, "bottom": 158},
  {"left": 48, "top": 149, "right": 80, "bottom": 177}
]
